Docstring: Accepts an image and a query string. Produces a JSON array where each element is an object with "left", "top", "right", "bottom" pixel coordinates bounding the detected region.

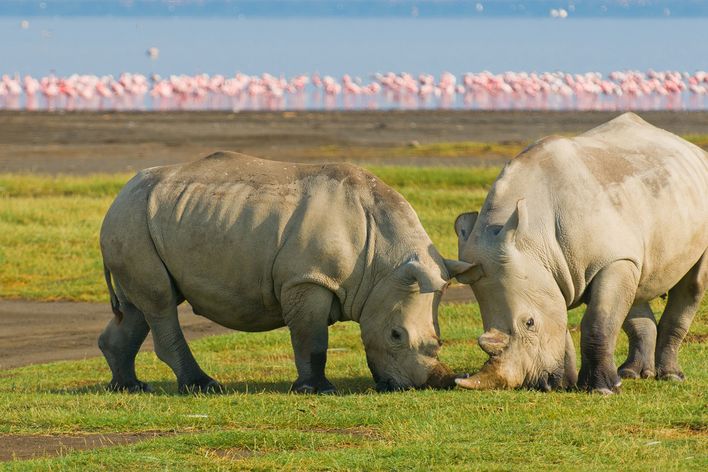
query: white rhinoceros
[
  {"left": 453, "top": 113, "right": 707, "bottom": 393},
  {"left": 99, "top": 152, "right": 470, "bottom": 394}
]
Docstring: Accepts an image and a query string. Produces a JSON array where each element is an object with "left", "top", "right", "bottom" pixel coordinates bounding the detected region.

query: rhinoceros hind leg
[
  {"left": 110, "top": 260, "right": 221, "bottom": 394},
  {"left": 284, "top": 284, "right": 337, "bottom": 395},
  {"left": 107, "top": 379, "right": 152, "bottom": 393},
  {"left": 578, "top": 260, "right": 639, "bottom": 394},
  {"left": 147, "top": 314, "right": 224, "bottom": 394},
  {"left": 98, "top": 294, "right": 151, "bottom": 393},
  {"left": 177, "top": 375, "right": 224, "bottom": 394},
  {"left": 618, "top": 302, "right": 657, "bottom": 379},
  {"left": 655, "top": 251, "right": 706, "bottom": 382}
]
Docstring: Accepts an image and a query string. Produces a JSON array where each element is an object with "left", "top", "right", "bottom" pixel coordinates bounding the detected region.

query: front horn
[{"left": 455, "top": 362, "right": 507, "bottom": 390}]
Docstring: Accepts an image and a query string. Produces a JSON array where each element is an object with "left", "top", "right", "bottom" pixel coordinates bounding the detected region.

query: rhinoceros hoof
[
  {"left": 656, "top": 371, "right": 685, "bottom": 382},
  {"left": 591, "top": 387, "right": 617, "bottom": 395},
  {"left": 290, "top": 379, "right": 337, "bottom": 395},
  {"left": 618, "top": 366, "right": 655, "bottom": 380},
  {"left": 579, "top": 366, "right": 622, "bottom": 394},
  {"left": 179, "top": 378, "right": 224, "bottom": 394},
  {"left": 107, "top": 380, "right": 152, "bottom": 393}
]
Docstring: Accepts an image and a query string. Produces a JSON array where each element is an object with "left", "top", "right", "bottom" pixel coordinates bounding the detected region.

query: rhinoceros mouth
[{"left": 523, "top": 363, "right": 567, "bottom": 392}]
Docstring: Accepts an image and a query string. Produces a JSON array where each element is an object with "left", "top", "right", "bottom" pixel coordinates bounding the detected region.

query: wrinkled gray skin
[
  {"left": 99, "top": 152, "right": 470, "bottom": 394},
  {"left": 454, "top": 113, "right": 708, "bottom": 394}
]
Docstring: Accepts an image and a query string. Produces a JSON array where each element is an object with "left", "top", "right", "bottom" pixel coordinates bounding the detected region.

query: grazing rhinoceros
[
  {"left": 453, "top": 112, "right": 707, "bottom": 394},
  {"left": 99, "top": 152, "right": 470, "bottom": 394}
]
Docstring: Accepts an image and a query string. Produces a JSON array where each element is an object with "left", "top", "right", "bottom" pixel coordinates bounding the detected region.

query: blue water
[{"left": 2, "top": 17, "right": 707, "bottom": 77}]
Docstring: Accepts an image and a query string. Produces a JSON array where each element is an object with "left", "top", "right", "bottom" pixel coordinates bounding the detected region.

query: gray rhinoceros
[
  {"left": 453, "top": 113, "right": 707, "bottom": 394},
  {"left": 99, "top": 152, "right": 471, "bottom": 394}
]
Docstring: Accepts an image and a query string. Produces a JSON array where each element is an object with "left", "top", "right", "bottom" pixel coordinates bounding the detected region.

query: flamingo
[{"left": 0, "top": 70, "right": 706, "bottom": 112}]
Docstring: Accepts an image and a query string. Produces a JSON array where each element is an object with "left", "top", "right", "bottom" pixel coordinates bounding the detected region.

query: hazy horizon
[{"left": 2, "top": 0, "right": 707, "bottom": 18}]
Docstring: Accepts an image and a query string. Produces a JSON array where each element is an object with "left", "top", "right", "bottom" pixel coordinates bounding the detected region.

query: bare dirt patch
[
  {"left": 0, "top": 286, "right": 472, "bottom": 371},
  {"left": 209, "top": 447, "right": 259, "bottom": 460},
  {"left": 0, "top": 300, "right": 230, "bottom": 370},
  {"left": 0, "top": 431, "right": 173, "bottom": 462},
  {"left": 684, "top": 332, "right": 708, "bottom": 344},
  {"left": 307, "top": 426, "right": 383, "bottom": 440}
]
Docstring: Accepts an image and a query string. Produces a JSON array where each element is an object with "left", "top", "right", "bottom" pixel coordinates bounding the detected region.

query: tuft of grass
[
  {"left": 312, "top": 134, "right": 707, "bottom": 163},
  {"left": 0, "top": 173, "right": 133, "bottom": 198},
  {"left": 0, "top": 167, "right": 498, "bottom": 301},
  {"left": 684, "top": 134, "right": 708, "bottom": 150},
  {"left": 312, "top": 141, "right": 523, "bottom": 161},
  {"left": 405, "top": 141, "right": 525, "bottom": 158},
  {"left": 0, "top": 301, "right": 706, "bottom": 469}
]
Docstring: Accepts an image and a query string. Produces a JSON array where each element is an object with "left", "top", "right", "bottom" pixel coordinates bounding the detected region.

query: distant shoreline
[{"left": 2, "top": 0, "right": 707, "bottom": 19}]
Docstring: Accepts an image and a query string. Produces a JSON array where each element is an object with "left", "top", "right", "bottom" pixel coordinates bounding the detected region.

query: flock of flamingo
[{"left": 0, "top": 70, "right": 706, "bottom": 111}]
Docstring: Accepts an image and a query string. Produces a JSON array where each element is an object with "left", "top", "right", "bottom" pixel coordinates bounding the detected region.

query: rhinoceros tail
[{"left": 104, "top": 264, "right": 123, "bottom": 323}]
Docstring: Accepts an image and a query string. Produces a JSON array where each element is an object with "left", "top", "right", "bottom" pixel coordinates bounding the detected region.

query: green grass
[
  {"left": 0, "top": 302, "right": 706, "bottom": 469},
  {"left": 0, "top": 167, "right": 497, "bottom": 301},
  {"left": 308, "top": 135, "right": 708, "bottom": 162},
  {"left": 684, "top": 134, "right": 708, "bottom": 149},
  {"left": 0, "top": 168, "right": 706, "bottom": 469},
  {"left": 313, "top": 141, "right": 525, "bottom": 160}
]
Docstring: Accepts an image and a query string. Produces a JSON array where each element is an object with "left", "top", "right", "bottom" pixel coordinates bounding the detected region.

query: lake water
[
  {"left": 1, "top": 17, "right": 707, "bottom": 111},
  {"left": 2, "top": 17, "right": 707, "bottom": 76}
]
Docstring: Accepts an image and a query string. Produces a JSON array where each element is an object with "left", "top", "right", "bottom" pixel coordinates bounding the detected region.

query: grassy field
[
  {"left": 296, "top": 134, "right": 708, "bottom": 162},
  {"left": 0, "top": 167, "right": 706, "bottom": 469},
  {"left": 0, "top": 301, "right": 706, "bottom": 469}
]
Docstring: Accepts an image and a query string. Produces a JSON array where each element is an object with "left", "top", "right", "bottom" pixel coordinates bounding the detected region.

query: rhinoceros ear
[
  {"left": 402, "top": 257, "right": 448, "bottom": 293},
  {"left": 455, "top": 211, "right": 478, "bottom": 258},
  {"left": 444, "top": 259, "right": 485, "bottom": 285},
  {"left": 454, "top": 212, "right": 478, "bottom": 241},
  {"left": 500, "top": 199, "right": 528, "bottom": 246}
]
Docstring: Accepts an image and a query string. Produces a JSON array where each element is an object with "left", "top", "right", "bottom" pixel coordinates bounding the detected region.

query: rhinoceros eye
[
  {"left": 390, "top": 329, "right": 403, "bottom": 342},
  {"left": 525, "top": 318, "right": 535, "bottom": 329}
]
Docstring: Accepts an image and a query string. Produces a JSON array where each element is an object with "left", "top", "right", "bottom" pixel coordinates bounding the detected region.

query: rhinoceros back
[
  {"left": 137, "top": 152, "right": 411, "bottom": 331},
  {"left": 478, "top": 113, "right": 707, "bottom": 305}
]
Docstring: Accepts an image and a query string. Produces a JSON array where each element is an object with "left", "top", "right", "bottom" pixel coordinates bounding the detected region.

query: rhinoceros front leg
[
  {"left": 282, "top": 283, "right": 336, "bottom": 394},
  {"left": 579, "top": 260, "right": 639, "bottom": 394},
  {"left": 618, "top": 302, "right": 657, "bottom": 379},
  {"left": 656, "top": 251, "right": 707, "bottom": 381}
]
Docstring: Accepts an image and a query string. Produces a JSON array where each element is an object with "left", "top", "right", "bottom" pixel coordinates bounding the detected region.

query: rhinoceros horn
[
  {"left": 455, "top": 361, "right": 507, "bottom": 390},
  {"left": 402, "top": 256, "right": 448, "bottom": 293},
  {"left": 477, "top": 328, "right": 510, "bottom": 357},
  {"left": 455, "top": 330, "right": 510, "bottom": 390}
]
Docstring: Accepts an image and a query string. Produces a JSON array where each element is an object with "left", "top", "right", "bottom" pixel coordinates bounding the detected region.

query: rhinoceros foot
[
  {"left": 618, "top": 361, "right": 655, "bottom": 380},
  {"left": 591, "top": 387, "right": 617, "bottom": 395},
  {"left": 578, "top": 362, "right": 622, "bottom": 394},
  {"left": 178, "top": 376, "right": 224, "bottom": 395},
  {"left": 290, "top": 377, "right": 337, "bottom": 395},
  {"left": 656, "top": 369, "right": 685, "bottom": 382},
  {"left": 107, "top": 380, "right": 152, "bottom": 393}
]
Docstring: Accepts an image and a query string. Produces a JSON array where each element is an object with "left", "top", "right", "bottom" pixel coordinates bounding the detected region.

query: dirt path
[
  {"left": 0, "top": 286, "right": 473, "bottom": 371},
  {"left": 0, "top": 432, "right": 174, "bottom": 462}
]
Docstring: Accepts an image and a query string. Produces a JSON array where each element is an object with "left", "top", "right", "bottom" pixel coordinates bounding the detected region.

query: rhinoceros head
[
  {"left": 453, "top": 200, "right": 578, "bottom": 391},
  {"left": 359, "top": 255, "right": 472, "bottom": 392}
]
